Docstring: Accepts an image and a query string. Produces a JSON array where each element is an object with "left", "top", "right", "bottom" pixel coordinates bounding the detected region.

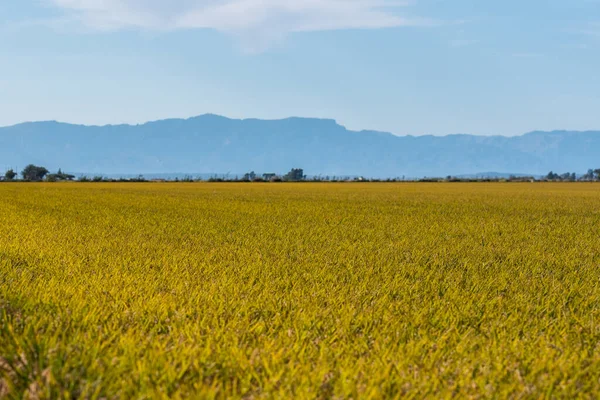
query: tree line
[
  {"left": 3, "top": 164, "right": 600, "bottom": 182},
  {"left": 546, "top": 169, "right": 600, "bottom": 181},
  {"left": 1, "top": 165, "right": 75, "bottom": 182},
  {"left": 0, "top": 165, "right": 308, "bottom": 182}
]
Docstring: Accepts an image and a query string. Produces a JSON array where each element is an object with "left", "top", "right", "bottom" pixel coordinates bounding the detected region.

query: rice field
[{"left": 1, "top": 182, "right": 600, "bottom": 399}]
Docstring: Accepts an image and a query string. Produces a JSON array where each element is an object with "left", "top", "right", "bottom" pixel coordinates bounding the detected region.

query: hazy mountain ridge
[{"left": 1, "top": 114, "right": 598, "bottom": 177}]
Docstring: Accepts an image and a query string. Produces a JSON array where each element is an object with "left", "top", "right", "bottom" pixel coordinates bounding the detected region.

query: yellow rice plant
[{"left": 1, "top": 182, "right": 600, "bottom": 398}]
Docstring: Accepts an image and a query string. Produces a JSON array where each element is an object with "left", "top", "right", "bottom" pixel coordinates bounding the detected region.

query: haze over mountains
[{"left": 1, "top": 114, "right": 598, "bottom": 178}]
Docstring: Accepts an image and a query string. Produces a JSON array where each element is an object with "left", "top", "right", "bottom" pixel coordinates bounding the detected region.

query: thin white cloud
[
  {"left": 49, "top": 0, "right": 428, "bottom": 50},
  {"left": 580, "top": 26, "right": 600, "bottom": 37},
  {"left": 449, "top": 39, "right": 478, "bottom": 48},
  {"left": 565, "top": 21, "right": 600, "bottom": 38},
  {"left": 511, "top": 52, "right": 543, "bottom": 58}
]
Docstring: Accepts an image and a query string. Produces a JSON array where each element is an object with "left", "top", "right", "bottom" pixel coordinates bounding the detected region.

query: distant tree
[
  {"left": 4, "top": 169, "right": 16, "bottom": 181},
  {"left": 595, "top": 169, "right": 600, "bottom": 181},
  {"left": 583, "top": 169, "right": 595, "bottom": 181},
  {"left": 283, "top": 168, "right": 305, "bottom": 182},
  {"left": 46, "top": 168, "right": 76, "bottom": 182},
  {"left": 21, "top": 164, "right": 49, "bottom": 181},
  {"left": 546, "top": 171, "right": 558, "bottom": 181},
  {"left": 560, "top": 172, "right": 572, "bottom": 181},
  {"left": 243, "top": 171, "right": 257, "bottom": 181},
  {"left": 130, "top": 175, "right": 146, "bottom": 182}
]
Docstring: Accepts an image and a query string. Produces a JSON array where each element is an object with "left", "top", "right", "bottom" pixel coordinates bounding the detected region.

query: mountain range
[{"left": 1, "top": 114, "right": 598, "bottom": 177}]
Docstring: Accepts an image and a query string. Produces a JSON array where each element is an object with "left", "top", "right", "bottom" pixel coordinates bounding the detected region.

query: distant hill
[{"left": 0, "top": 114, "right": 598, "bottom": 177}]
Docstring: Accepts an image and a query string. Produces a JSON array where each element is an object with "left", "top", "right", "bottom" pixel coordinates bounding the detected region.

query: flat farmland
[{"left": 2, "top": 183, "right": 600, "bottom": 398}]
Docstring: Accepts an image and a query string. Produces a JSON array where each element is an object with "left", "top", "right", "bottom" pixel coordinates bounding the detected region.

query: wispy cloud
[
  {"left": 580, "top": 23, "right": 600, "bottom": 37},
  {"left": 511, "top": 52, "right": 543, "bottom": 58},
  {"left": 449, "top": 39, "right": 478, "bottom": 48},
  {"left": 565, "top": 21, "right": 600, "bottom": 38},
  {"left": 48, "top": 0, "right": 430, "bottom": 50},
  {"left": 2, "top": 15, "right": 83, "bottom": 34}
]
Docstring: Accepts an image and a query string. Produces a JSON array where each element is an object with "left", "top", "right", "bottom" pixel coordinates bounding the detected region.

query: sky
[{"left": 0, "top": 0, "right": 599, "bottom": 136}]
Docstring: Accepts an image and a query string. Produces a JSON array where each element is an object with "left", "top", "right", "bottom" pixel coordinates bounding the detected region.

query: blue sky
[{"left": 0, "top": 0, "right": 599, "bottom": 136}]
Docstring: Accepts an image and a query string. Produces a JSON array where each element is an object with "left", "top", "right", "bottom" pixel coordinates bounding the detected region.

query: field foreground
[{"left": 2, "top": 183, "right": 600, "bottom": 398}]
